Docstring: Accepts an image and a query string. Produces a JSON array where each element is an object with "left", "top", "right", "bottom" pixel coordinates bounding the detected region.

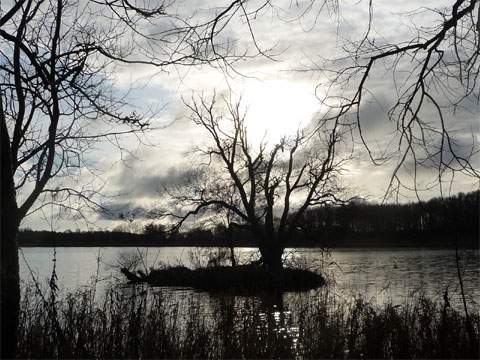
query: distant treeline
[
  {"left": 304, "top": 191, "right": 479, "bottom": 234},
  {"left": 18, "top": 191, "right": 479, "bottom": 248},
  {"left": 299, "top": 190, "right": 479, "bottom": 248},
  {"left": 17, "top": 229, "right": 247, "bottom": 248}
]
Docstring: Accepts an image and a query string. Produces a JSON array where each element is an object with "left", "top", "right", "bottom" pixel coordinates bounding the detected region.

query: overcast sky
[{"left": 21, "top": 0, "right": 479, "bottom": 231}]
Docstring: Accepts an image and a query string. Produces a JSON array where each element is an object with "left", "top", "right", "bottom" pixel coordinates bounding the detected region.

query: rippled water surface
[{"left": 19, "top": 246, "right": 479, "bottom": 309}]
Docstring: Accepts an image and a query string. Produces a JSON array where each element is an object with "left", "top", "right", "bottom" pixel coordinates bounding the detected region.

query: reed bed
[{"left": 16, "top": 280, "right": 479, "bottom": 359}]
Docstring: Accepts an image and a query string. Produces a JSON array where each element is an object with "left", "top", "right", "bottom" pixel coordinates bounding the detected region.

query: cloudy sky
[{"left": 21, "top": 0, "right": 479, "bottom": 231}]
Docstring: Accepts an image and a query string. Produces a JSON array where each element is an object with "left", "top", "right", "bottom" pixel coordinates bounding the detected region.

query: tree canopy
[{"left": 163, "top": 94, "right": 351, "bottom": 269}]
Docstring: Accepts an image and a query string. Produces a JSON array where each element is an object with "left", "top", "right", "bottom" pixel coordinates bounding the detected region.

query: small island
[{"left": 121, "top": 264, "right": 325, "bottom": 293}]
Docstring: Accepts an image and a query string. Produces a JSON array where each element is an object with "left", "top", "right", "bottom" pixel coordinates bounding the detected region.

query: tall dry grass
[{"left": 16, "top": 280, "right": 479, "bottom": 359}]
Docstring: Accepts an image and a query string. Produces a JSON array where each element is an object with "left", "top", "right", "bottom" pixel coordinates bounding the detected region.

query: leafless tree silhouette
[
  {"left": 0, "top": 0, "right": 274, "bottom": 356},
  {"left": 309, "top": 0, "right": 479, "bottom": 200},
  {"left": 163, "top": 94, "right": 351, "bottom": 271}
]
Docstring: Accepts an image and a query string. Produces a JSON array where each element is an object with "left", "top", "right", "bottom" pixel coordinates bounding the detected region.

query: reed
[{"left": 16, "top": 281, "right": 479, "bottom": 359}]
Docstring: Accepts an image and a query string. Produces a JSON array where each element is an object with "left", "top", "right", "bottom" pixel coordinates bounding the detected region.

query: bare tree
[
  {"left": 310, "top": 0, "right": 480, "bottom": 200},
  {"left": 165, "top": 94, "right": 350, "bottom": 271},
  {"left": 0, "top": 0, "right": 275, "bottom": 356},
  {"left": 0, "top": 1, "right": 148, "bottom": 356}
]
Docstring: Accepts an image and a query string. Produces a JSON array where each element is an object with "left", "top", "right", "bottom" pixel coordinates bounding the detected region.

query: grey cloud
[
  {"left": 99, "top": 164, "right": 208, "bottom": 221},
  {"left": 112, "top": 164, "right": 201, "bottom": 199}
]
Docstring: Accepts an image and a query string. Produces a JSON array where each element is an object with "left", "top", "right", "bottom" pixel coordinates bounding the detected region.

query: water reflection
[{"left": 202, "top": 290, "right": 301, "bottom": 357}]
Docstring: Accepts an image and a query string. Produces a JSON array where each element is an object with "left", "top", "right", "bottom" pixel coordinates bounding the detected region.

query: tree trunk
[
  {"left": 229, "top": 246, "right": 236, "bottom": 267},
  {"left": 2, "top": 115, "right": 20, "bottom": 359},
  {"left": 1, "top": 192, "right": 20, "bottom": 359},
  {"left": 259, "top": 241, "right": 284, "bottom": 272},
  {"left": 1, "top": 216, "right": 20, "bottom": 359}
]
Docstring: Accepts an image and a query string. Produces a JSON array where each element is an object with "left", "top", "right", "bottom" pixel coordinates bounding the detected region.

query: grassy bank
[{"left": 17, "top": 282, "right": 479, "bottom": 359}]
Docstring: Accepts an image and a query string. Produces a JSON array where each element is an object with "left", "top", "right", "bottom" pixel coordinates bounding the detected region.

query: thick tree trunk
[
  {"left": 2, "top": 114, "right": 20, "bottom": 359},
  {"left": 259, "top": 241, "right": 284, "bottom": 272},
  {"left": 1, "top": 215, "right": 20, "bottom": 359}
]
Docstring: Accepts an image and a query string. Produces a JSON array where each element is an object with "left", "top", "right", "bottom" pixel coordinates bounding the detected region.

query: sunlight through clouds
[{"left": 234, "top": 79, "right": 320, "bottom": 144}]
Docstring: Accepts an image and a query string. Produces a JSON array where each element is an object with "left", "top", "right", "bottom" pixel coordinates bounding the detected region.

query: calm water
[{"left": 19, "top": 246, "right": 480, "bottom": 309}]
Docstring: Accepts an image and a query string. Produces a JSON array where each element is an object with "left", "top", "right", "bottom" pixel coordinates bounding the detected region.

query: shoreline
[{"left": 18, "top": 229, "right": 479, "bottom": 249}]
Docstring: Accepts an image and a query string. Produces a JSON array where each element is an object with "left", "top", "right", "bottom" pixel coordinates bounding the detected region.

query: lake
[{"left": 19, "top": 246, "right": 479, "bottom": 310}]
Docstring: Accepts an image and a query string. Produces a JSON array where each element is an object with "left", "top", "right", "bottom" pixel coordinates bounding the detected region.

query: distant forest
[
  {"left": 19, "top": 191, "right": 479, "bottom": 248},
  {"left": 300, "top": 190, "right": 479, "bottom": 247}
]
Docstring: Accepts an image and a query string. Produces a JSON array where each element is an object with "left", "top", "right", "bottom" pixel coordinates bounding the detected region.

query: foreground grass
[{"left": 17, "top": 282, "right": 479, "bottom": 359}]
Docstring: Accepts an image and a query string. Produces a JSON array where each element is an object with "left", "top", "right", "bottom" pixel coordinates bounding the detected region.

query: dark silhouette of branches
[
  {"left": 163, "top": 94, "right": 351, "bottom": 270},
  {"left": 1, "top": 0, "right": 283, "bottom": 225},
  {"left": 310, "top": 0, "right": 480, "bottom": 200},
  {"left": 0, "top": 0, "right": 277, "bottom": 357}
]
